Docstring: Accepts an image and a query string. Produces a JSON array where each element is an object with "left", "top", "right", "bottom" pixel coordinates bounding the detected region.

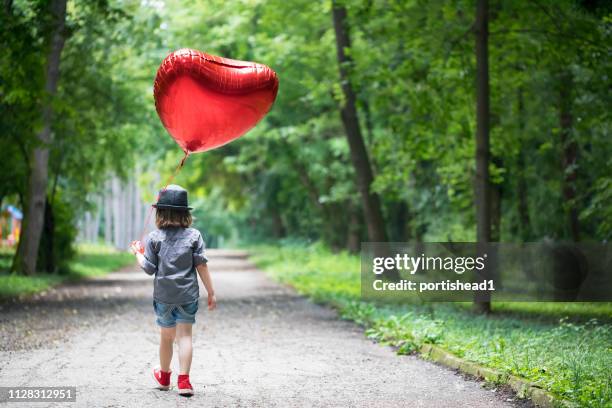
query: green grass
[
  {"left": 0, "top": 244, "right": 134, "bottom": 299},
  {"left": 250, "top": 243, "right": 612, "bottom": 408},
  {"left": 68, "top": 243, "right": 134, "bottom": 279}
]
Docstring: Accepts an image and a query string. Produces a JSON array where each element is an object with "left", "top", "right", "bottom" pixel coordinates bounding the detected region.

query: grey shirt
[{"left": 140, "top": 227, "right": 208, "bottom": 304}]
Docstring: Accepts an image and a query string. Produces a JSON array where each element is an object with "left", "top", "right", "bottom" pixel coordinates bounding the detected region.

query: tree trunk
[
  {"left": 473, "top": 0, "right": 491, "bottom": 314},
  {"left": 92, "top": 196, "right": 101, "bottom": 242},
  {"left": 332, "top": 2, "right": 387, "bottom": 243},
  {"left": 119, "top": 181, "right": 127, "bottom": 249},
  {"left": 112, "top": 177, "right": 121, "bottom": 249},
  {"left": 13, "top": 0, "right": 67, "bottom": 275},
  {"left": 126, "top": 177, "right": 134, "bottom": 246},
  {"left": 133, "top": 174, "right": 142, "bottom": 242},
  {"left": 559, "top": 70, "right": 580, "bottom": 241},
  {"left": 40, "top": 196, "right": 55, "bottom": 273},
  {"left": 104, "top": 180, "right": 112, "bottom": 245},
  {"left": 3, "top": 0, "right": 13, "bottom": 15}
]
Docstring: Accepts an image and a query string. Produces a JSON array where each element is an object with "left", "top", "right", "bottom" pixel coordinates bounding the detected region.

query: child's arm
[
  {"left": 130, "top": 240, "right": 157, "bottom": 275},
  {"left": 196, "top": 263, "right": 216, "bottom": 310},
  {"left": 130, "top": 241, "right": 146, "bottom": 268},
  {"left": 134, "top": 252, "right": 146, "bottom": 269}
]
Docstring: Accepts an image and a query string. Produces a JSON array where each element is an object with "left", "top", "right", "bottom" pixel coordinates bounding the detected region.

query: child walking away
[{"left": 130, "top": 184, "right": 216, "bottom": 396}]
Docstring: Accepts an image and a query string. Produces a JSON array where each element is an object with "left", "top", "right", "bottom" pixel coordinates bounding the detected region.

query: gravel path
[{"left": 0, "top": 250, "right": 521, "bottom": 407}]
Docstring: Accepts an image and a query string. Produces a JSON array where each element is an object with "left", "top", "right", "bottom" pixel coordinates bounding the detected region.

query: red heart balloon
[{"left": 154, "top": 48, "right": 279, "bottom": 153}]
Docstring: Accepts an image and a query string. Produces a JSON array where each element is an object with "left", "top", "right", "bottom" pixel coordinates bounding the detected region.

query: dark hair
[{"left": 155, "top": 208, "right": 192, "bottom": 229}]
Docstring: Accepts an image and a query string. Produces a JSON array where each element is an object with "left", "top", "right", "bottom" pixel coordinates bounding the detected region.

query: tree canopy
[{"left": 1, "top": 0, "right": 610, "bottom": 273}]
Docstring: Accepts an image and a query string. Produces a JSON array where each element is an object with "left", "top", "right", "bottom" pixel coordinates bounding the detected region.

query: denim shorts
[{"left": 153, "top": 299, "right": 199, "bottom": 327}]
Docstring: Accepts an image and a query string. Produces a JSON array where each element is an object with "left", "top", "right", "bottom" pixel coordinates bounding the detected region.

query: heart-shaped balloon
[{"left": 154, "top": 48, "right": 279, "bottom": 153}]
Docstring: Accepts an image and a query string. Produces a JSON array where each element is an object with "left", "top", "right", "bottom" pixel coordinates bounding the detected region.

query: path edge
[
  {"left": 419, "top": 344, "right": 574, "bottom": 408},
  {"left": 249, "top": 252, "right": 576, "bottom": 408}
]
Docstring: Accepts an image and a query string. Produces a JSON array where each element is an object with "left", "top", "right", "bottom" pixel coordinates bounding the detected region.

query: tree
[
  {"left": 473, "top": 0, "right": 491, "bottom": 314},
  {"left": 14, "top": 0, "right": 67, "bottom": 275},
  {"left": 331, "top": 1, "right": 387, "bottom": 243}
]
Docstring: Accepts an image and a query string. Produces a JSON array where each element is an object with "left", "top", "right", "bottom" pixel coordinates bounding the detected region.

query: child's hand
[
  {"left": 207, "top": 293, "right": 217, "bottom": 311},
  {"left": 130, "top": 240, "right": 144, "bottom": 255}
]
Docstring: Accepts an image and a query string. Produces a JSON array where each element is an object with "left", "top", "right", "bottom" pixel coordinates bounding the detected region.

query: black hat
[{"left": 153, "top": 184, "right": 193, "bottom": 211}]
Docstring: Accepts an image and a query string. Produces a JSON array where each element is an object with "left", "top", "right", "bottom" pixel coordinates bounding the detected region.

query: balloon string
[{"left": 138, "top": 150, "right": 190, "bottom": 242}]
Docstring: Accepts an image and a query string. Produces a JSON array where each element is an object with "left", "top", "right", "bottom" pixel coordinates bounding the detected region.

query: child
[{"left": 130, "top": 184, "right": 216, "bottom": 396}]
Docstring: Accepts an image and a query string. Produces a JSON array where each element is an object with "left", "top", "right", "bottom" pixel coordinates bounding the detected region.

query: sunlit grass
[
  {"left": 251, "top": 243, "right": 612, "bottom": 408},
  {"left": 0, "top": 274, "right": 65, "bottom": 298},
  {"left": 491, "top": 301, "right": 612, "bottom": 321},
  {"left": 69, "top": 243, "right": 134, "bottom": 279}
]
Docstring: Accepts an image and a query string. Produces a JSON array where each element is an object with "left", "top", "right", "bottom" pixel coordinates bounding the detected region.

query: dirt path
[{"left": 0, "top": 250, "right": 521, "bottom": 407}]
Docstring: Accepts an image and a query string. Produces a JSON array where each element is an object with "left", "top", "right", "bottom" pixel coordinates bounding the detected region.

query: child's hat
[{"left": 153, "top": 184, "right": 193, "bottom": 211}]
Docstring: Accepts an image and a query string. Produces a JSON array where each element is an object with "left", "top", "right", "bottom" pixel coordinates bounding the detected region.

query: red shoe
[
  {"left": 177, "top": 374, "right": 194, "bottom": 396},
  {"left": 152, "top": 367, "right": 171, "bottom": 390}
]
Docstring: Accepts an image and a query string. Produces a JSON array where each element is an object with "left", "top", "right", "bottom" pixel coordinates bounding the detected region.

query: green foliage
[
  {"left": 250, "top": 242, "right": 360, "bottom": 302},
  {"left": 152, "top": 0, "right": 363, "bottom": 247},
  {"left": 140, "top": 0, "right": 611, "bottom": 245},
  {"left": 1, "top": 2, "right": 609, "bottom": 403},
  {"left": 68, "top": 243, "right": 134, "bottom": 278},
  {"left": 252, "top": 244, "right": 612, "bottom": 407},
  {"left": 0, "top": 273, "right": 64, "bottom": 299},
  {"left": 3, "top": 0, "right": 610, "bottom": 261},
  {"left": 1, "top": 0, "right": 166, "bottom": 271}
]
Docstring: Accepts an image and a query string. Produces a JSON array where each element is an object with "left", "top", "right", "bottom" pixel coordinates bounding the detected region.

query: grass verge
[
  {"left": 250, "top": 243, "right": 612, "bottom": 408},
  {"left": 0, "top": 244, "right": 134, "bottom": 299}
]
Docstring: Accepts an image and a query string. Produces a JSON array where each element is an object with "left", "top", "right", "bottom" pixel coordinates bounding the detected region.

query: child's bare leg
[
  {"left": 160, "top": 327, "right": 175, "bottom": 372},
  {"left": 176, "top": 323, "right": 193, "bottom": 375}
]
